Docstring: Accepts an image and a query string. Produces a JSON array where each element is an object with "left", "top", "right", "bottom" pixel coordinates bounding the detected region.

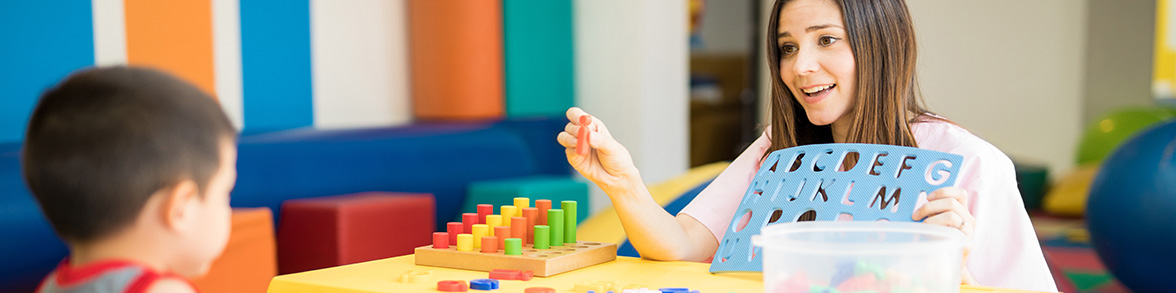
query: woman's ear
[{"left": 160, "top": 180, "right": 200, "bottom": 233}]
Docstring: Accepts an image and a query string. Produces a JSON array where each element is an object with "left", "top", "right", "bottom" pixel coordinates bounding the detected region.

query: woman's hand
[
  {"left": 556, "top": 107, "right": 643, "bottom": 195},
  {"left": 912, "top": 186, "right": 977, "bottom": 284}
]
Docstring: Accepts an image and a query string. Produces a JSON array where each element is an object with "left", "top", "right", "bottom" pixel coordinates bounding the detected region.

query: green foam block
[{"left": 460, "top": 176, "right": 589, "bottom": 223}]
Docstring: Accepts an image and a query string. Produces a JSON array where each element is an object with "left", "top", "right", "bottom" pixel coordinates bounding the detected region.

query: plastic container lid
[{"left": 753, "top": 221, "right": 964, "bottom": 254}]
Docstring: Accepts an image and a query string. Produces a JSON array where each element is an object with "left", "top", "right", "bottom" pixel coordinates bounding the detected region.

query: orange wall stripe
[
  {"left": 125, "top": 0, "right": 217, "bottom": 98},
  {"left": 408, "top": 0, "right": 504, "bottom": 120}
]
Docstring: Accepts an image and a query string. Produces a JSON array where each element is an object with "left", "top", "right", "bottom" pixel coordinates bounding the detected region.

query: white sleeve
[{"left": 956, "top": 145, "right": 1058, "bottom": 292}]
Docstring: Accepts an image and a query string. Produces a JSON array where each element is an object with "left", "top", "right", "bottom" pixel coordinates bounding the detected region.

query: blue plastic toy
[
  {"left": 470, "top": 278, "right": 500, "bottom": 291},
  {"left": 709, "top": 143, "right": 963, "bottom": 273},
  {"left": 1087, "top": 120, "right": 1176, "bottom": 293}
]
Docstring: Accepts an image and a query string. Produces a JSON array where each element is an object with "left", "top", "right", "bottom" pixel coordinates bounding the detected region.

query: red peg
[
  {"left": 577, "top": 115, "right": 592, "bottom": 156},
  {"left": 446, "top": 222, "right": 463, "bottom": 245},
  {"left": 477, "top": 204, "right": 494, "bottom": 224},
  {"left": 438, "top": 280, "right": 468, "bottom": 292},
  {"left": 433, "top": 232, "right": 450, "bottom": 249},
  {"left": 462, "top": 213, "right": 478, "bottom": 235}
]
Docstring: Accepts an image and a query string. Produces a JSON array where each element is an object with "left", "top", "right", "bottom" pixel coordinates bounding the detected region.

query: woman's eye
[
  {"left": 818, "top": 36, "right": 839, "bottom": 46},
  {"left": 779, "top": 44, "right": 798, "bottom": 56}
]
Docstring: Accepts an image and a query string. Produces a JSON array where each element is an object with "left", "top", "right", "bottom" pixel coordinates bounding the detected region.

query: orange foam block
[{"left": 190, "top": 208, "right": 276, "bottom": 293}]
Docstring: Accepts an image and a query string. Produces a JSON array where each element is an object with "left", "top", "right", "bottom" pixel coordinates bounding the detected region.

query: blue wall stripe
[
  {"left": 0, "top": 2, "right": 96, "bottom": 142},
  {"left": 240, "top": 0, "right": 313, "bottom": 132}
]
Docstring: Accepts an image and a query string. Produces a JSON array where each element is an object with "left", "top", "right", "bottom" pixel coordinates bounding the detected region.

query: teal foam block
[
  {"left": 502, "top": 0, "right": 574, "bottom": 117},
  {"left": 461, "top": 175, "right": 588, "bottom": 223},
  {"left": 1012, "top": 161, "right": 1048, "bottom": 211},
  {"left": 709, "top": 144, "right": 964, "bottom": 273}
]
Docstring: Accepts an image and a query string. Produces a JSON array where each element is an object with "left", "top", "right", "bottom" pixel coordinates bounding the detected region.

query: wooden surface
[
  {"left": 269, "top": 255, "right": 1053, "bottom": 293},
  {"left": 414, "top": 241, "right": 617, "bottom": 277}
]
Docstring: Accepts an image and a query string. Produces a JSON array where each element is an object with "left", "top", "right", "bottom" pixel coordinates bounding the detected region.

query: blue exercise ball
[{"left": 1087, "top": 120, "right": 1176, "bottom": 293}]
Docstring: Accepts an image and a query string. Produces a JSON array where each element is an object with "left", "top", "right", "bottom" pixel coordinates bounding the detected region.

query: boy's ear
[{"left": 160, "top": 179, "right": 200, "bottom": 232}]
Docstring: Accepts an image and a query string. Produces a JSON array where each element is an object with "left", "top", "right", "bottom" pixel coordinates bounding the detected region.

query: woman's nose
[{"left": 792, "top": 49, "right": 819, "bottom": 75}]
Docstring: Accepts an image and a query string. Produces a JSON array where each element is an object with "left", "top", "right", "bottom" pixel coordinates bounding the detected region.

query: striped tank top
[{"left": 37, "top": 258, "right": 195, "bottom": 293}]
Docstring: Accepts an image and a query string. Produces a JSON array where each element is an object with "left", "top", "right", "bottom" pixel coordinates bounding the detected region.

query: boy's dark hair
[{"left": 22, "top": 66, "right": 237, "bottom": 244}]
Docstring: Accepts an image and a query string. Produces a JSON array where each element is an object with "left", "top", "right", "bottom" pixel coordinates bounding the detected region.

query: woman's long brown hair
[{"left": 765, "top": 0, "right": 937, "bottom": 156}]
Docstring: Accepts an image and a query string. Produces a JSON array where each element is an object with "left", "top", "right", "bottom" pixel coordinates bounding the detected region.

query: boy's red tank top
[{"left": 36, "top": 258, "right": 196, "bottom": 293}]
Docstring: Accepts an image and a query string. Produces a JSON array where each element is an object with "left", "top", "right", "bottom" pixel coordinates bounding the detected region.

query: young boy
[{"left": 23, "top": 67, "right": 238, "bottom": 292}]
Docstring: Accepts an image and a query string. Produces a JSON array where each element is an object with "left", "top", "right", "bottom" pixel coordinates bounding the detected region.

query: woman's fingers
[
  {"left": 921, "top": 211, "right": 965, "bottom": 229},
  {"left": 913, "top": 187, "right": 968, "bottom": 220},
  {"left": 566, "top": 107, "right": 588, "bottom": 125},
  {"left": 927, "top": 186, "right": 968, "bottom": 205},
  {"left": 564, "top": 122, "right": 582, "bottom": 137},
  {"left": 557, "top": 131, "right": 577, "bottom": 148},
  {"left": 912, "top": 196, "right": 966, "bottom": 221}
]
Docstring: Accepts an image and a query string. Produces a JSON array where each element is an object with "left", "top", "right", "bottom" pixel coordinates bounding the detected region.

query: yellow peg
[
  {"left": 500, "top": 206, "right": 517, "bottom": 227},
  {"left": 471, "top": 224, "right": 488, "bottom": 248},
  {"left": 513, "top": 197, "right": 530, "bottom": 212},
  {"left": 485, "top": 215, "right": 502, "bottom": 235}
]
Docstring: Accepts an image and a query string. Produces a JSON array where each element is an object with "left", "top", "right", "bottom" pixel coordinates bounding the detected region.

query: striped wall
[
  {"left": 0, "top": 0, "right": 663, "bottom": 144},
  {"left": 311, "top": 0, "right": 411, "bottom": 129},
  {"left": 240, "top": 0, "right": 313, "bottom": 132},
  {"left": 0, "top": 1, "right": 95, "bottom": 142}
]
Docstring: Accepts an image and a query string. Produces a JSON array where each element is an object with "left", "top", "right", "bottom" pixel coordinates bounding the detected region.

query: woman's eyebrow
[{"left": 777, "top": 24, "right": 844, "bottom": 38}]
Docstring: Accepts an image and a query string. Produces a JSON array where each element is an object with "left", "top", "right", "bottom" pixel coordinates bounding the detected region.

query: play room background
[{"left": 1, "top": 0, "right": 1171, "bottom": 292}]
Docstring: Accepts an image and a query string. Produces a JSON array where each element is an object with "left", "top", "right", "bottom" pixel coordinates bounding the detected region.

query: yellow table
[{"left": 268, "top": 255, "right": 1047, "bottom": 292}]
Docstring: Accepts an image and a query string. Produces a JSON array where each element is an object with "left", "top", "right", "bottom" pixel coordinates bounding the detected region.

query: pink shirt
[{"left": 680, "top": 119, "right": 1057, "bottom": 292}]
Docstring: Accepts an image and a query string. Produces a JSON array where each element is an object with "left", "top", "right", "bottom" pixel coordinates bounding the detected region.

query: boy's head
[{"left": 22, "top": 66, "right": 238, "bottom": 275}]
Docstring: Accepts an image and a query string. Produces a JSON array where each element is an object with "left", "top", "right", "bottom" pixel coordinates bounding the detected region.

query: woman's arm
[{"left": 557, "top": 107, "right": 717, "bottom": 261}]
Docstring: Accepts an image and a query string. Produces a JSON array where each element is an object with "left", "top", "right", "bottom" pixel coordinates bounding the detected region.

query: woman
[{"left": 557, "top": 0, "right": 1056, "bottom": 291}]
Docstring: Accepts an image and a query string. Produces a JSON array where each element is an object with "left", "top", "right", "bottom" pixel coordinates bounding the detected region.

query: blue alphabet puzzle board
[{"left": 709, "top": 143, "right": 963, "bottom": 273}]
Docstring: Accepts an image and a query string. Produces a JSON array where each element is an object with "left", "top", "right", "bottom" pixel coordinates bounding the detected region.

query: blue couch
[{"left": 0, "top": 117, "right": 569, "bottom": 291}]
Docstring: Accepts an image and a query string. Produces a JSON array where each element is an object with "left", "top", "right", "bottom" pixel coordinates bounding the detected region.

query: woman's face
[{"left": 777, "top": 0, "right": 856, "bottom": 127}]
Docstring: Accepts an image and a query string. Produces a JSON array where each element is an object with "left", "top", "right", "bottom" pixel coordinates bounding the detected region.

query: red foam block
[{"left": 277, "top": 192, "right": 435, "bottom": 274}]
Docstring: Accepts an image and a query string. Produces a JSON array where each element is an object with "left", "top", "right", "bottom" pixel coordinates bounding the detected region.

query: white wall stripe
[
  {"left": 575, "top": 0, "right": 688, "bottom": 213},
  {"left": 212, "top": 0, "right": 244, "bottom": 130},
  {"left": 92, "top": 0, "right": 127, "bottom": 66},
  {"left": 310, "top": 0, "right": 411, "bottom": 130}
]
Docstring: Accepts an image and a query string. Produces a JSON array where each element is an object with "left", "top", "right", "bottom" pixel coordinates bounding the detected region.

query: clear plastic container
[{"left": 753, "top": 221, "right": 964, "bottom": 293}]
